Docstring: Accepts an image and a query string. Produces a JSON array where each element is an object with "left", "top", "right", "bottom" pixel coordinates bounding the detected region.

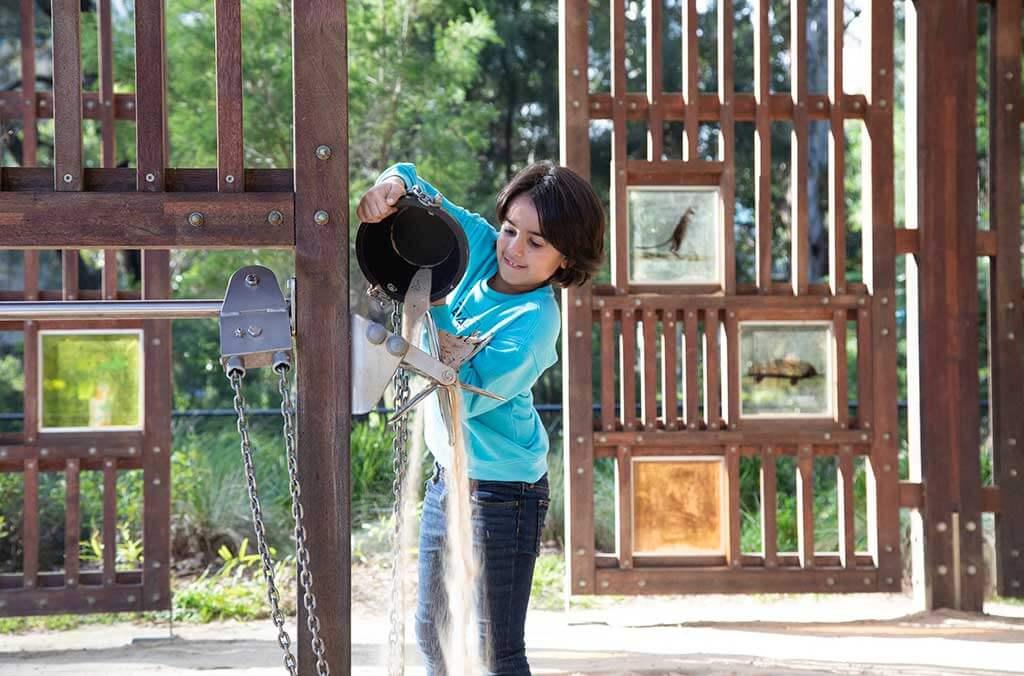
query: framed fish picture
[
  {"left": 627, "top": 185, "right": 721, "bottom": 286},
  {"left": 739, "top": 321, "right": 834, "bottom": 419}
]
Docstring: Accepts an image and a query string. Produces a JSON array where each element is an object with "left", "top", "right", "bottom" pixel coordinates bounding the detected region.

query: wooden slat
[
  {"left": 724, "top": 310, "right": 740, "bottom": 428},
  {"left": 895, "top": 227, "right": 918, "bottom": 255},
  {"left": 703, "top": 308, "right": 721, "bottom": 429},
  {"left": 683, "top": 309, "right": 699, "bottom": 429},
  {"left": 682, "top": 0, "right": 699, "bottom": 159},
  {"left": 586, "top": 91, "right": 870, "bottom": 122},
  {"left": 0, "top": 192, "right": 295, "bottom": 249},
  {"left": 661, "top": 309, "right": 679, "bottom": 430},
  {"left": 23, "top": 459, "right": 38, "bottom": 588},
  {"left": 103, "top": 251, "right": 118, "bottom": 300},
  {"left": 833, "top": 310, "right": 848, "bottom": 427},
  {"left": 215, "top": 0, "right": 244, "bottom": 193},
  {"left": 64, "top": 459, "right": 80, "bottom": 587},
  {"left": 102, "top": 459, "right": 117, "bottom": 584},
  {"left": 645, "top": 0, "right": 663, "bottom": 161},
  {"left": 610, "top": 0, "right": 628, "bottom": 291},
  {"left": 52, "top": 0, "right": 83, "bottom": 191},
  {"left": 620, "top": 306, "right": 638, "bottom": 430},
  {"left": 142, "top": 252, "right": 172, "bottom": 610},
  {"left": 595, "top": 566, "right": 878, "bottom": 595},
  {"left": 856, "top": 304, "right": 873, "bottom": 429},
  {"left": 797, "top": 447, "right": 815, "bottom": 568},
  {"left": 98, "top": 0, "right": 117, "bottom": 167},
  {"left": 989, "top": 0, "right": 1024, "bottom": 598},
  {"left": 754, "top": 0, "right": 772, "bottom": 290},
  {"left": 828, "top": 0, "right": 847, "bottom": 294},
  {"left": 640, "top": 307, "right": 658, "bottom": 429},
  {"left": 718, "top": 0, "right": 736, "bottom": 294},
  {"left": 727, "top": 445, "right": 741, "bottom": 566},
  {"left": 135, "top": 0, "right": 167, "bottom": 191},
  {"left": 600, "top": 309, "right": 616, "bottom": 431},
  {"left": 23, "top": 252, "right": 39, "bottom": 301},
  {"left": 19, "top": 0, "right": 38, "bottom": 163},
  {"left": 61, "top": 250, "right": 79, "bottom": 301},
  {"left": 293, "top": 0, "right": 351, "bottom": 667},
  {"left": 616, "top": 446, "right": 634, "bottom": 568},
  {"left": 977, "top": 229, "right": 998, "bottom": 256},
  {"left": 866, "top": 0, "right": 901, "bottom": 597},
  {"left": 22, "top": 321, "right": 37, "bottom": 443},
  {"left": 838, "top": 449, "right": 856, "bottom": 568},
  {"left": 760, "top": 447, "right": 778, "bottom": 567},
  {"left": 790, "top": 0, "right": 809, "bottom": 295},
  {"left": 899, "top": 480, "right": 923, "bottom": 510}
]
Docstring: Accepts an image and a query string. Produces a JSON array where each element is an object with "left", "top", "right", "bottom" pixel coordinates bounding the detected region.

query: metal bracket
[{"left": 219, "top": 266, "right": 293, "bottom": 372}]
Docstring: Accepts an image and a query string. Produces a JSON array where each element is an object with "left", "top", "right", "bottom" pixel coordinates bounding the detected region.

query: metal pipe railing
[{"left": 0, "top": 300, "right": 223, "bottom": 320}]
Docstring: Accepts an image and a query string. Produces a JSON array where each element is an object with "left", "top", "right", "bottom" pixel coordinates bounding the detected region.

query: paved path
[{"left": 3, "top": 594, "right": 1024, "bottom": 674}]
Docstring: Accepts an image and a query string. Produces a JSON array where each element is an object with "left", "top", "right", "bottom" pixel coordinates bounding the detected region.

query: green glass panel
[{"left": 41, "top": 332, "right": 141, "bottom": 429}]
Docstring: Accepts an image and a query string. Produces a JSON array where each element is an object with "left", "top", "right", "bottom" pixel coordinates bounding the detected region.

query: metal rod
[{"left": 0, "top": 300, "right": 223, "bottom": 320}]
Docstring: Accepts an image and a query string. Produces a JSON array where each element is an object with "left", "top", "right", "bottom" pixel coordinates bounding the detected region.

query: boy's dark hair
[{"left": 495, "top": 161, "right": 606, "bottom": 288}]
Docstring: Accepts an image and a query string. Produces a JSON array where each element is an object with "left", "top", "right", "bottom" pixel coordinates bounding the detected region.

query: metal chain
[
  {"left": 229, "top": 370, "right": 298, "bottom": 676},
  {"left": 388, "top": 302, "right": 412, "bottom": 676},
  {"left": 276, "top": 363, "right": 330, "bottom": 676}
]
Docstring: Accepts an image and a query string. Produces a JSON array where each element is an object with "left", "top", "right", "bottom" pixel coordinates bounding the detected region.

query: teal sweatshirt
[{"left": 376, "top": 163, "right": 560, "bottom": 483}]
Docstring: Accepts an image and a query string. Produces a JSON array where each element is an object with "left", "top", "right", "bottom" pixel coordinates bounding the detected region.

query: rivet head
[
  {"left": 247, "top": 326, "right": 263, "bottom": 338},
  {"left": 938, "top": 565, "right": 948, "bottom": 575},
  {"left": 937, "top": 522, "right": 948, "bottom": 532},
  {"left": 879, "top": 68, "right": 887, "bottom": 76},
  {"left": 188, "top": 212, "right": 204, "bottom": 227},
  {"left": 62, "top": 173, "right": 73, "bottom": 183},
  {"left": 245, "top": 273, "right": 260, "bottom": 287},
  {"left": 224, "top": 174, "right": 235, "bottom": 184},
  {"left": 314, "top": 210, "right": 330, "bottom": 225},
  {"left": 966, "top": 521, "right": 977, "bottom": 532},
  {"left": 145, "top": 172, "right": 155, "bottom": 182},
  {"left": 315, "top": 144, "right": 332, "bottom": 160},
  {"left": 267, "top": 210, "right": 284, "bottom": 226}
]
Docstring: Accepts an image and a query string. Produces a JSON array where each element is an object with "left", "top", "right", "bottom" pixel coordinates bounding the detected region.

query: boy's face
[{"left": 494, "top": 194, "right": 567, "bottom": 293}]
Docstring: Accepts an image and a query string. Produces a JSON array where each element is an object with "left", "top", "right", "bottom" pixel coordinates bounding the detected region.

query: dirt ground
[{"left": 2, "top": 562, "right": 1024, "bottom": 675}]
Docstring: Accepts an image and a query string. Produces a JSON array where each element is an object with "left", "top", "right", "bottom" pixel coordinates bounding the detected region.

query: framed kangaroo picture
[{"left": 627, "top": 185, "right": 721, "bottom": 286}]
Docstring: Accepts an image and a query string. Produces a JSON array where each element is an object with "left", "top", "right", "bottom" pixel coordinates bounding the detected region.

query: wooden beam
[
  {"left": 293, "top": 0, "right": 350, "bottom": 670},
  {"left": 1, "top": 167, "right": 294, "bottom": 193},
  {"left": 0, "top": 192, "right": 295, "bottom": 249}
]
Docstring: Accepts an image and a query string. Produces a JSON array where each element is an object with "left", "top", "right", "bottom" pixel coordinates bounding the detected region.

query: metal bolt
[
  {"left": 576, "top": 436, "right": 584, "bottom": 444},
  {"left": 126, "top": 100, "right": 134, "bottom": 110},
  {"left": 1013, "top": 580, "right": 1021, "bottom": 589},
  {"left": 638, "top": 579, "right": 646, "bottom": 588},
  {"left": 861, "top": 434, "right": 869, "bottom": 442},
  {"left": 153, "top": 447, "right": 161, "bottom": 454},
  {"left": 1006, "top": 71, "right": 1014, "bottom": 80},
  {"left": 153, "top": 477, "right": 161, "bottom": 486},
  {"left": 599, "top": 436, "right": 607, "bottom": 443},
  {"left": 937, "top": 522, "right": 947, "bottom": 532},
  {"left": 879, "top": 68, "right": 887, "bottom": 77},
  {"left": 0, "top": 449, "right": 6, "bottom": 459},
  {"left": 152, "top": 337, "right": 161, "bottom": 346},
  {"left": 816, "top": 100, "right": 825, "bottom": 110},
  {"left": 127, "top": 594, "right": 136, "bottom": 602},
  {"left": 225, "top": 174, "right": 235, "bottom": 184},
  {"left": 314, "top": 210, "right": 330, "bottom": 225},
  {"left": 89, "top": 447, "right": 96, "bottom": 455},
  {"left": 938, "top": 565, "right": 948, "bottom": 575},
  {"left": 267, "top": 210, "right": 284, "bottom": 226},
  {"left": 234, "top": 328, "right": 244, "bottom": 338},
  {"left": 1012, "top": 549, "right": 1020, "bottom": 558},
  {"left": 601, "top": 580, "right": 609, "bottom": 588},
  {"left": 1010, "top": 333, "right": 1016, "bottom": 341},
  {"left": 578, "top": 579, "right": 586, "bottom": 588},
  {"left": 824, "top": 433, "right": 831, "bottom": 440},
  {"left": 574, "top": 299, "right": 582, "bottom": 307},
  {"left": 38, "top": 599, "right": 47, "bottom": 607},
  {"left": 245, "top": 273, "right": 259, "bottom": 287},
  {"left": 690, "top": 423, "right": 697, "bottom": 429},
  {"left": 822, "top": 297, "right": 829, "bottom": 305},
  {"left": 636, "top": 435, "right": 644, "bottom": 443},
  {"left": 885, "top": 577, "right": 894, "bottom": 585},
  {"left": 884, "top": 545, "right": 894, "bottom": 553},
  {"left": 105, "top": 460, "right": 114, "bottom": 468},
  {"left": 576, "top": 548, "right": 585, "bottom": 556},
  {"left": 145, "top": 172, "right": 155, "bottom": 182},
  {"left": 879, "top": 99, "right": 888, "bottom": 108},
  {"left": 152, "top": 593, "right": 160, "bottom": 602},
  {"left": 62, "top": 173, "right": 73, "bottom": 184},
  {"left": 882, "top": 433, "right": 891, "bottom": 441},
  {"left": 1007, "top": 103, "right": 1015, "bottom": 112},
  {"left": 129, "top": 447, "right": 137, "bottom": 455},
  {"left": 40, "top": 448, "right": 48, "bottom": 457},
  {"left": 188, "top": 212, "right": 204, "bottom": 227},
  {"left": 576, "top": 467, "right": 584, "bottom": 475},
  {"left": 315, "top": 145, "right": 332, "bottom": 160},
  {"left": 858, "top": 297, "right": 866, "bottom": 306},
  {"left": 573, "top": 100, "right": 580, "bottom": 108},
  {"left": 1010, "top": 438, "right": 1017, "bottom": 446},
  {"left": 967, "top": 565, "right": 977, "bottom": 576},
  {"left": 881, "top": 328, "right": 889, "bottom": 336},
  {"left": 247, "top": 326, "right": 263, "bottom": 338},
  {"left": 966, "top": 521, "right": 977, "bottom": 532},
  {"left": 863, "top": 577, "right": 872, "bottom": 586},
  {"left": 1008, "top": 302, "right": 1015, "bottom": 310},
  {"left": 1012, "top": 469, "right": 1020, "bottom": 478},
  {"left": 575, "top": 330, "right": 583, "bottom": 338}
]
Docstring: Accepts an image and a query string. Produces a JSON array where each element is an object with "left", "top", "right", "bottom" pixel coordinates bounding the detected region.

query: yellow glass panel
[
  {"left": 633, "top": 458, "right": 724, "bottom": 555},
  {"left": 41, "top": 332, "right": 142, "bottom": 430}
]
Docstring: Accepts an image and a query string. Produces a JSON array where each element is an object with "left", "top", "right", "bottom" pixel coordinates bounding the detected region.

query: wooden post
[
  {"left": 907, "top": 0, "right": 984, "bottom": 610},
  {"left": 987, "top": 0, "right": 1024, "bottom": 599},
  {"left": 560, "top": 0, "right": 596, "bottom": 597},
  {"left": 292, "top": 0, "right": 350, "bottom": 671}
]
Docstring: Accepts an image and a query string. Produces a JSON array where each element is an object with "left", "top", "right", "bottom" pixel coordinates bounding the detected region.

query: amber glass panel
[{"left": 633, "top": 457, "right": 724, "bottom": 555}]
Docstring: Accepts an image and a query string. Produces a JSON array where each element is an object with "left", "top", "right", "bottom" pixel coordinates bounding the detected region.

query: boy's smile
[{"left": 491, "top": 194, "right": 567, "bottom": 294}]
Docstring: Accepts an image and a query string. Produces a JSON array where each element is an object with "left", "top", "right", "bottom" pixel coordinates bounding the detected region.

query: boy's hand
[{"left": 356, "top": 177, "right": 405, "bottom": 223}]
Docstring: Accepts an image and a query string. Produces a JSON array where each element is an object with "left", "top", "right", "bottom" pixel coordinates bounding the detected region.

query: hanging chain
[
  {"left": 276, "top": 363, "right": 330, "bottom": 676},
  {"left": 229, "top": 370, "right": 298, "bottom": 676},
  {"left": 388, "top": 302, "right": 412, "bottom": 676}
]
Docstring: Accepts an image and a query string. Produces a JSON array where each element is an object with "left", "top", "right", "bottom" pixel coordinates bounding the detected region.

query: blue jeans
[{"left": 415, "top": 463, "right": 550, "bottom": 676}]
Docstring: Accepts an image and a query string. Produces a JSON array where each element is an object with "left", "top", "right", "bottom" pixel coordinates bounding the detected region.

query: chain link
[
  {"left": 276, "top": 364, "right": 330, "bottom": 676},
  {"left": 388, "top": 303, "right": 412, "bottom": 676},
  {"left": 229, "top": 371, "right": 298, "bottom": 676}
]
